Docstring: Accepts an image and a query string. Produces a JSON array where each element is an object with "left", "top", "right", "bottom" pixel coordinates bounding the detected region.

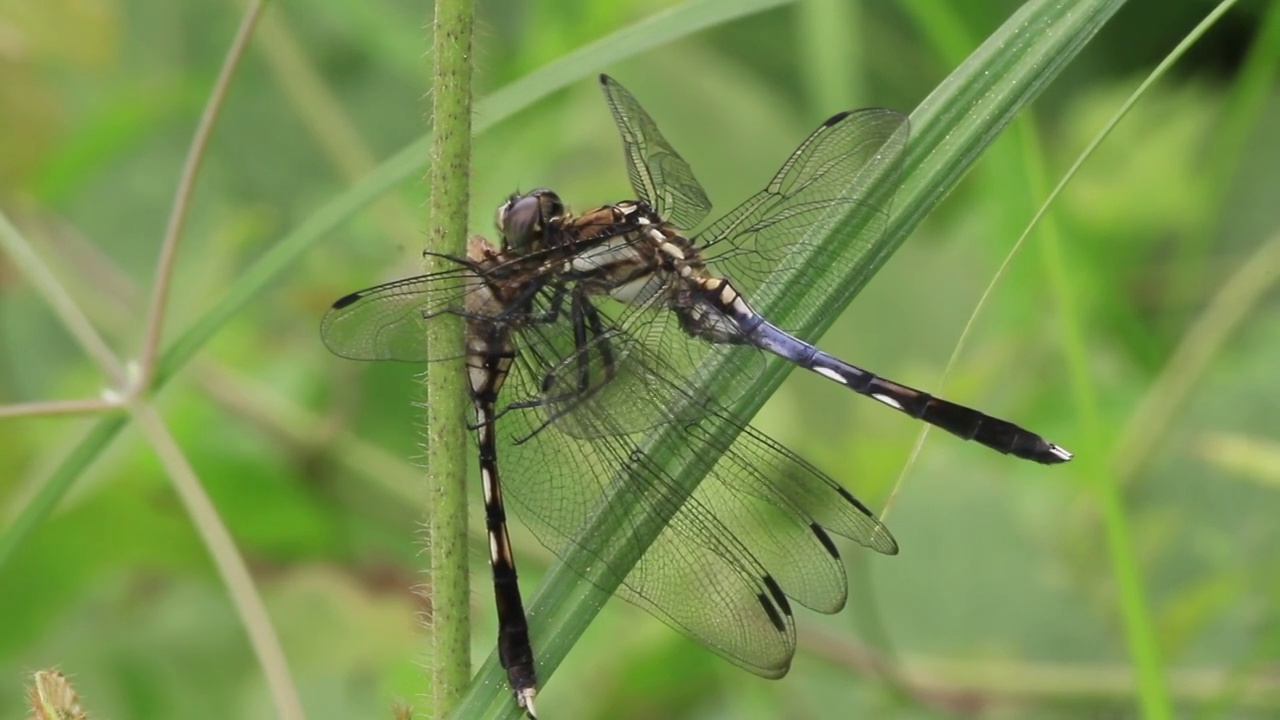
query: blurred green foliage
[{"left": 2, "top": 0, "right": 1279, "bottom": 718}]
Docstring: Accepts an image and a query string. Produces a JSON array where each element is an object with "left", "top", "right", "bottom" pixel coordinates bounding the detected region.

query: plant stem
[{"left": 423, "top": 0, "right": 475, "bottom": 716}]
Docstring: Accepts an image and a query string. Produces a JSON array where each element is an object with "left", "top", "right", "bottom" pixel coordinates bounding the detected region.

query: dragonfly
[{"left": 320, "top": 74, "right": 1072, "bottom": 717}]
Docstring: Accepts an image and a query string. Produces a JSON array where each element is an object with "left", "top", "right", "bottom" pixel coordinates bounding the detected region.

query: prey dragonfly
[{"left": 321, "top": 75, "right": 1072, "bottom": 716}]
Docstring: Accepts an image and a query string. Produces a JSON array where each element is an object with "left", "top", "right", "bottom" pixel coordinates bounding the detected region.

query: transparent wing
[
  {"left": 556, "top": 107, "right": 909, "bottom": 413},
  {"left": 519, "top": 314, "right": 896, "bottom": 559},
  {"left": 505, "top": 263, "right": 771, "bottom": 440},
  {"left": 599, "top": 74, "right": 713, "bottom": 231},
  {"left": 319, "top": 230, "right": 600, "bottom": 364},
  {"left": 319, "top": 268, "right": 484, "bottom": 362},
  {"left": 697, "top": 108, "right": 909, "bottom": 321},
  {"left": 495, "top": 382, "right": 800, "bottom": 677},
  {"left": 492, "top": 312, "right": 896, "bottom": 677}
]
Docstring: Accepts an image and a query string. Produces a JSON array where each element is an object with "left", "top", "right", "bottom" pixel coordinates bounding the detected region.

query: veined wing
[
  {"left": 599, "top": 74, "right": 712, "bottom": 231},
  {"left": 513, "top": 299, "right": 896, "bottom": 559},
  {"left": 696, "top": 108, "right": 909, "bottom": 314},
  {"left": 320, "top": 232, "right": 591, "bottom": 363},
  {"left": 320, "top": 267, "right": 485, "bottom": 362},
  {"left": 491, "top": 307, "right": 896, "bottom": 678}
]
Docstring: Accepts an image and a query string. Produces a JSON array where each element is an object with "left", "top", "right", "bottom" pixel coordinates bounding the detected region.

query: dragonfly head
[{"left": 496, "top": 189, "right": 566, "bottom": 253}]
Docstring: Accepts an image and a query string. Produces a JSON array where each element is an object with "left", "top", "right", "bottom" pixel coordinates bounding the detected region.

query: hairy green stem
[{"left": 422, "top": 0, "right": 475, "bottom": 715}]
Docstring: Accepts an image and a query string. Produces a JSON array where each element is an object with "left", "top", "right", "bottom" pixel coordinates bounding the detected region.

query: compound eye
[
  {"left": 497, "top": 193, "right": 543, "bottom": 250},
  {"left": 539, "top": 192, "right": 565, "bottom": 224},
  {"left": 494, "top": 193, "right": 518, "bottom": 234}
]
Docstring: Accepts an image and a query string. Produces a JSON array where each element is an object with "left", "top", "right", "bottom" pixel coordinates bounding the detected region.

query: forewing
[
  {"left": 319, "top": 268, "right": 482, "bottom": 362},
  {"left": 599, "top": 74, "right": 712, "bottom": 231},
  {"left": 697, "top": 109, "right": 909, "bottom": 316}
]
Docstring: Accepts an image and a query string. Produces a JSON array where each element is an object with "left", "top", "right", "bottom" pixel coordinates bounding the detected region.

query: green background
[{"left": 2, "top": 0, "right": 1279, "bottom": 718}]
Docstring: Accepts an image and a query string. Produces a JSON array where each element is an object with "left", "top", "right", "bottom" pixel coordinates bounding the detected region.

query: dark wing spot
[
  {"left": 757, "top": 593, "right": 786, "bottom": 633},
  {"left": 821, "top": 110, "right": 853, "bottom": 128},
  {"left": 762, "top": 574, "right": 792, "bottom": 618},
  {"left": 331, "top": 291, "right": 364, "bottom": 310},
  {"left": 835, "top": 484, "right": 876, "bottom": 517},
  {"left": 811, "top": 523, "right": 840, "bottom": 559}
]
